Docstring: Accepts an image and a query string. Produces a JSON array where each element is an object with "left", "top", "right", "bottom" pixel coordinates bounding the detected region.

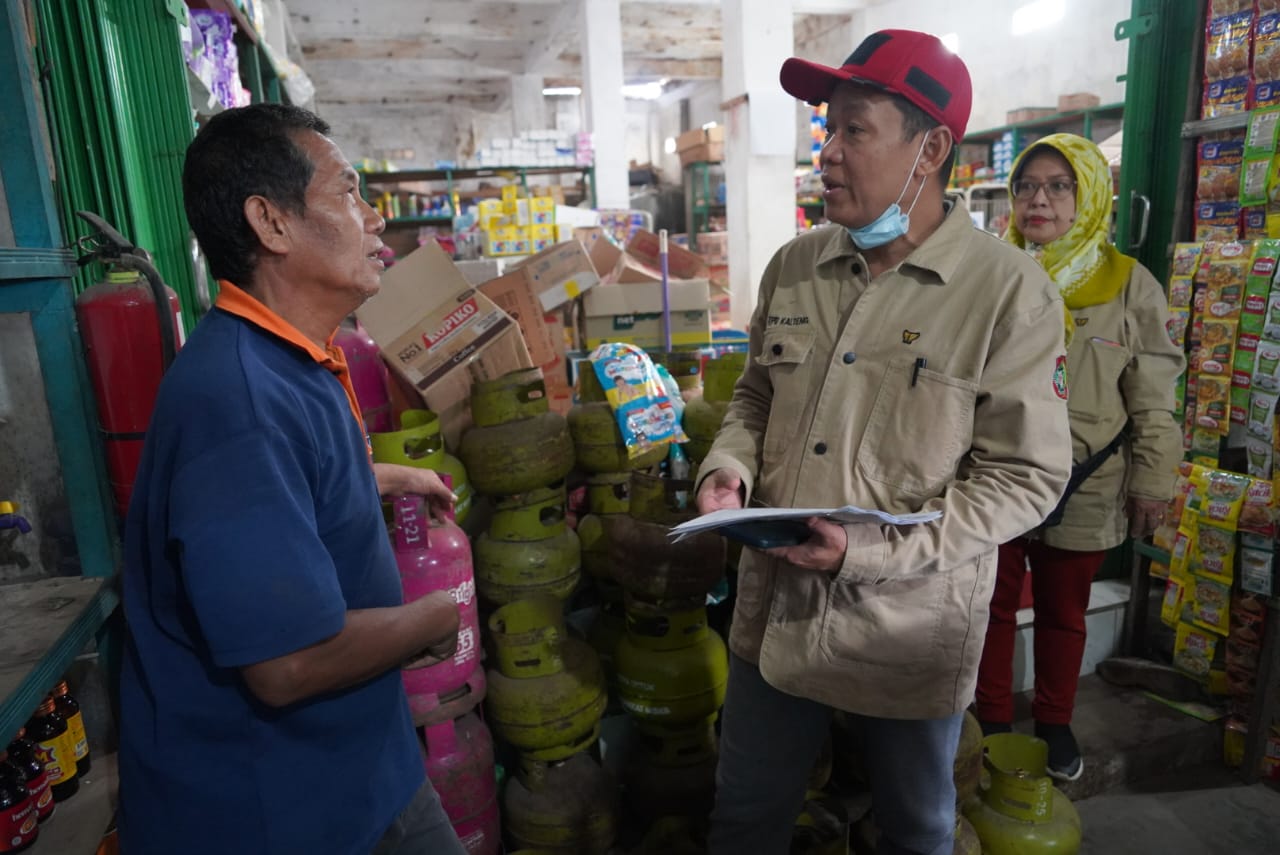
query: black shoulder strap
[{"left": 1041, "top": 428, "right": 1129, "bottom": 528}]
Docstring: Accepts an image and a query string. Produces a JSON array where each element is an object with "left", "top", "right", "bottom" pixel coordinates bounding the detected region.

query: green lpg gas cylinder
[
  {"left": 607, "top": 472, "right": 725, "bottom": 599},
  {"left": 485, "top": 597, "right": 606, "bottom": 761},
  {"left": 473, "top": 484, "right": 580, "bottom": 606},
  {"left": 502, "top": 752, "right": 618, "bottom": 854},
  {"left": 615, "top": 595, "right": 728, "bottom": 725},
  {"left": 459, "top": 369, "right": 574, "bottom": 495},
  {"left": 682, "top": 352, "right": 745, "bottom": 465},
  {"left": 370, "top": 409, "right": 473, "bottom": 524},
  {"left": 577, "top": 473, "right": 629, "bottom": 582},
  {"left": 964, "top": 733, "right": 1082, "bottom": 855},
  {"left": 623, "top": 716, "right": 718, "bottom": 821}
]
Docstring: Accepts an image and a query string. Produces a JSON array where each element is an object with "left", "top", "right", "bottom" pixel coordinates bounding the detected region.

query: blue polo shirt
[{"left": 118, "top": 283, "right": 422, "bottom": 855}]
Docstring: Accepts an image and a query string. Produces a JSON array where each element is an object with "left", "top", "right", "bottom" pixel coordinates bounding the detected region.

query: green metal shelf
[
  {"left": 0, "top": 577, "right": 119, "bottom": 746},
  {"left": 964, "top": 102, "right": 1126, "bottom": 144},
  {"left": 361, "top": 165, "right": 596, "bottom": 210}
]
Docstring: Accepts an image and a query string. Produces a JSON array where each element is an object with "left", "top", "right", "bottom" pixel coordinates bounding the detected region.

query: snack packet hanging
[
  {"left": 1161, "top": 577, "right": 1186, "bottom": 628},
  {"left": 1174, "top": 620, "right": 1220, "bottom": 680},
  {"left": 589, "top": 343, "right": 689, "bottom": 459},
  {"left": 1201, "top": 469, "right": 1251, "bottom": 524},
  {"left": 1190, "top": 575, "right": 1233, "bottom": 636},
  {"left": 1195, "top": 373, "right": 1233, "bottom": 435},
  {"left": 1194, "top": 518, "right": 1238, "bottom": 582},
  {"left": 1241, "top": 547, "right": 1275, "bottom": 596}
]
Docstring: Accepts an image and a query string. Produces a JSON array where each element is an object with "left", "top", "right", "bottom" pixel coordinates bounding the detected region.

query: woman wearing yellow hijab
[{"left": 974, "top": 134, "right": 1185, "bottom": 781}]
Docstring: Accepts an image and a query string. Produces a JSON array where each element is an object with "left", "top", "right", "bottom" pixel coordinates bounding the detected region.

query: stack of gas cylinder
[
  {"left": 567, "top": 360, "right": 668, "bottom": 689},
  {"left": 340, "top": 322, "right": 497, "bottom": 853},
  {"left": 460, "top": 368, "right": 580, "bottom": 609},
  {"left": 387, "top": 493, "right": 497, "bottom": 854},
  {"left": 606, "top": 468, "right": 729, "bottom": 828}
]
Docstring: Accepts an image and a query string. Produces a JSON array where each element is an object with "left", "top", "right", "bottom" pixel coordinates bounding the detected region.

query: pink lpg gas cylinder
[
  {"left": 394, "top": 495, "right": 484, "bottom": 723},
  {"left": 421, "top": 712, "right": 500, "bottom": 855},
  {"left": 333, "top": 319, "right": 392, "bottom": 433}
]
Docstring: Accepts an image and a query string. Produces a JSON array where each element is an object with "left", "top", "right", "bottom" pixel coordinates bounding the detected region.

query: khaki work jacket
[
  {"left": 698, "top": 200, "right": 1073, "bottom": 718},
  {"left": 1039, "top": 263, "right": 1185, "bottom": 551}
]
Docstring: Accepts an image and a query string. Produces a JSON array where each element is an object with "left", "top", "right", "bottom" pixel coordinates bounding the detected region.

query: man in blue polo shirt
[{"left": 118, "top": 104, "right": 467, "bottom": 854}]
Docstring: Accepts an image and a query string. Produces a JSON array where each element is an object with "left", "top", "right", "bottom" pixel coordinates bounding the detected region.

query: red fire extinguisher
[{"left": 73, "top": 211, "right": 182, "bottom": 518}]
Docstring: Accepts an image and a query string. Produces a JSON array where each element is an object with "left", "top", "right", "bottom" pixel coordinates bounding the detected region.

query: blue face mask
[{"left": 846, "top": 138, "right": 929, "bottom": 250}]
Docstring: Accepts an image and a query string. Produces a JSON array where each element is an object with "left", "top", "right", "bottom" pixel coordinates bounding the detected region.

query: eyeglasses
[{"left": 1011, "top": 179, "right": 1076, "bottom": 200}]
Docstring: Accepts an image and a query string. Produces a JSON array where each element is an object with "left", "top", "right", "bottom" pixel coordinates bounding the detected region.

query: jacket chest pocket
[
  {"left": 757, "top": 329, "right": 816, "bottom": 461},
  {"left": 1067, "top": 338, "right": 1131, "bottom": 426},
  {"left": 856, "top": 360, "right": 978, "bottom": 497}
]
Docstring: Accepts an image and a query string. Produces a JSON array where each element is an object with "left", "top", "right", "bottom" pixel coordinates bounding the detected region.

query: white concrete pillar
[
  {"left": 510, "top": 74, "right": 548, "bottom": 135},
  {"left": 722, "top": 0, "right": 797, "bottom": 331},
  {"left": 581, "top": 0, "right": 629, "bottom": 209}
]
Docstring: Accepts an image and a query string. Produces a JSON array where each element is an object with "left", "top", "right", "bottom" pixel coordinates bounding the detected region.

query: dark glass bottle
[
  {"left": 5, "top": 730, "right": 53, "bottom": 824},
  {"left": 0, "top": 751, "right": 37, "bottom": 852},
  {"left": 52, "top": 680, "right": 91, "bottom": 775},
  {"left": 25, "top": 697, "right": 79, "bottom": 801}
]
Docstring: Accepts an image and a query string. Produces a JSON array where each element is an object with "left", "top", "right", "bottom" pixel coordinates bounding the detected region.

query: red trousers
[{"left": 974, "top": 539, "right": 1106, "bottom": 726}]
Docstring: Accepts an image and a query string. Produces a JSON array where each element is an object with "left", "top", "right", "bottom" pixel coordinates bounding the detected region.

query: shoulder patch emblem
[
  {"left": 902, "top": 330, "right": 921, "bottom": 344},
  {"left": 1053, "top": 355, "right": 1068, "bottom": 400}
]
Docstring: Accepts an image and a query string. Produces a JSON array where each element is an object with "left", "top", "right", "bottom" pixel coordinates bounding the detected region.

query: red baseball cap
[{"left": 780, "top": 29, "right": 972, "bottom": 141}]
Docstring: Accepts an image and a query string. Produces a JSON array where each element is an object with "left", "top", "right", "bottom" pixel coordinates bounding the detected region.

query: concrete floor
[
  {"left": 1008, "top": 674, "right": 1280, "bottom": 854},
  {"left": 1075, "top": 767, "right": 1280, "bottom": 855}
]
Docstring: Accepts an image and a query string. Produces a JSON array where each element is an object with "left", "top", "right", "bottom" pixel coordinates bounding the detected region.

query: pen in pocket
[
  {"left": 1090, "top": 336, "right": 1124, "bottom": 348},
  {"left": 911, "top": 357, "right": 926, "bottom": 387}
]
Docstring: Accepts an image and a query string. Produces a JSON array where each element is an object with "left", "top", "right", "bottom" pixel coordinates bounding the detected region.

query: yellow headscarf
[{"left": 1007, "top": 134, "right": 1135, "bottom": 339}]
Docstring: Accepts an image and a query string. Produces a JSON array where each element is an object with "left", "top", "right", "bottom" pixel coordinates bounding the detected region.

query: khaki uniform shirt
[
  {"left": 1040, "top": 263, "right": 1186, "bottom": 551},
  {"left": 698, "top": 200, "right": 1073, "bottom": 719}
]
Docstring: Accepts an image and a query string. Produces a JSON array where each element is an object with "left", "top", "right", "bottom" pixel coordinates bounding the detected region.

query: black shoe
[
  {"left": 1035, "top": 722, "right": 1084, "bottom": 782},
  {"left": 978, "top": 719, "right": 1012, "bottom": 738}
]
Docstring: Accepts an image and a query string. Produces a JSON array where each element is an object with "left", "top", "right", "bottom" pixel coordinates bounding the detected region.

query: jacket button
[
  {"left": 771, "top": 343, "right": 783, "bottom": 355},
  {"left": 814, "top": 442, "right": 827, "bottom": 455},
  {"left": 851, "top": 262, "right": 863, "bottom": 275},
  {"left": 842, "top": 352, "right": 856, "bottom": 364}
]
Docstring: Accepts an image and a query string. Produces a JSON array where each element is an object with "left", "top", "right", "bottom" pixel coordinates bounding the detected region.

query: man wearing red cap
[{"left": 694, "top": 30, "right": 1073, "bottom": 854}]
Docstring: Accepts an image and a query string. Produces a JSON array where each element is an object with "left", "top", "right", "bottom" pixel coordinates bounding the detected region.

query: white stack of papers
[{"left": 668, "top": 505, "right": 942, "bottom": 542}]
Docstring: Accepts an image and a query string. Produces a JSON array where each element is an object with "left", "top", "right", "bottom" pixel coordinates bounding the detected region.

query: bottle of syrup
[
  {"left": 25, "top": 697, "right": 79, "bottom": 801},
  {"left": 52, "top": 680, "right": 91, "bottom": 775},
  {"left": 0, "top": 752, "right": 37, "bottom": 852},
  {"left": 3, "top": 731, "right": 52, "bottom": 824}
]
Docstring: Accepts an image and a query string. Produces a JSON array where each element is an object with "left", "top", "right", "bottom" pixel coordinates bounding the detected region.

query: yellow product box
[
  {"left": 477, "top": 199, "right": 505, "bottom": 218},
  {"left": 530, "top": 196, "right": 556, "bottom": 225},
  {"left": 502, "top": 199, "right": 519, "bottom": 217},
  {"left": 500, "top": 184, "right": 520, "bottom": 203},
  {"left": 481, "top": 215, "right": 513, "bottom": 232},
  {"left": 530, "top": 223, "right": 557, "bottom": 241}
]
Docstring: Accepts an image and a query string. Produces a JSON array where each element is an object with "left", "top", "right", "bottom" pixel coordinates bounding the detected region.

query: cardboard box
[
  {"left": 1006, "top": 106, "right": 1056, "bottom": 124},
  {"left": 575, "top": 227, "right": 623, "bottom": 284},
  {"left": 479, "top": 272, "right": 562, "bottom": 367},
  {"left": 676, "top": 126, "right": 724, "bottom": 151},
  {"left": 516, "top": 239, "right": 602, "bottom": 310},
  {"left": 454, "top": 258, "right": 511, "bottom": 286},
  {"left": 582, "top": 279, "right": 712, "bottom": 349},
  {"left": 1057, "top": 92, "right": 1101, "bottom": 113},
  {"left": 679, "top": 142, "right": 724, "bottom": 166},
  {"left": 618, "top": 230, "right": 711, "bottom": 283},
  {"left": 421, "top": 326, "right": 535, "bottom": 449},
  {"left": 695, "top": 231, "right": 729, "bottom": 266},
  {"left": 355, "top": 241, "right": 517, "bottom": 393}
]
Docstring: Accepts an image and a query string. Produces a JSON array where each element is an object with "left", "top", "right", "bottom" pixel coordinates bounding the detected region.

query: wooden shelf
[
  {"left": 28, "top": 753, "right": 117, "bottom": 855},
  {"left": 0, "top": 577, "right": 119, "bottom": 745}
]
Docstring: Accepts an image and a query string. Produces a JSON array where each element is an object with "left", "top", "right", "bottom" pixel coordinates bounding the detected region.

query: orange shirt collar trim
[{"left": 215, "top": 281, "right": 371, "bottom": 457}]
